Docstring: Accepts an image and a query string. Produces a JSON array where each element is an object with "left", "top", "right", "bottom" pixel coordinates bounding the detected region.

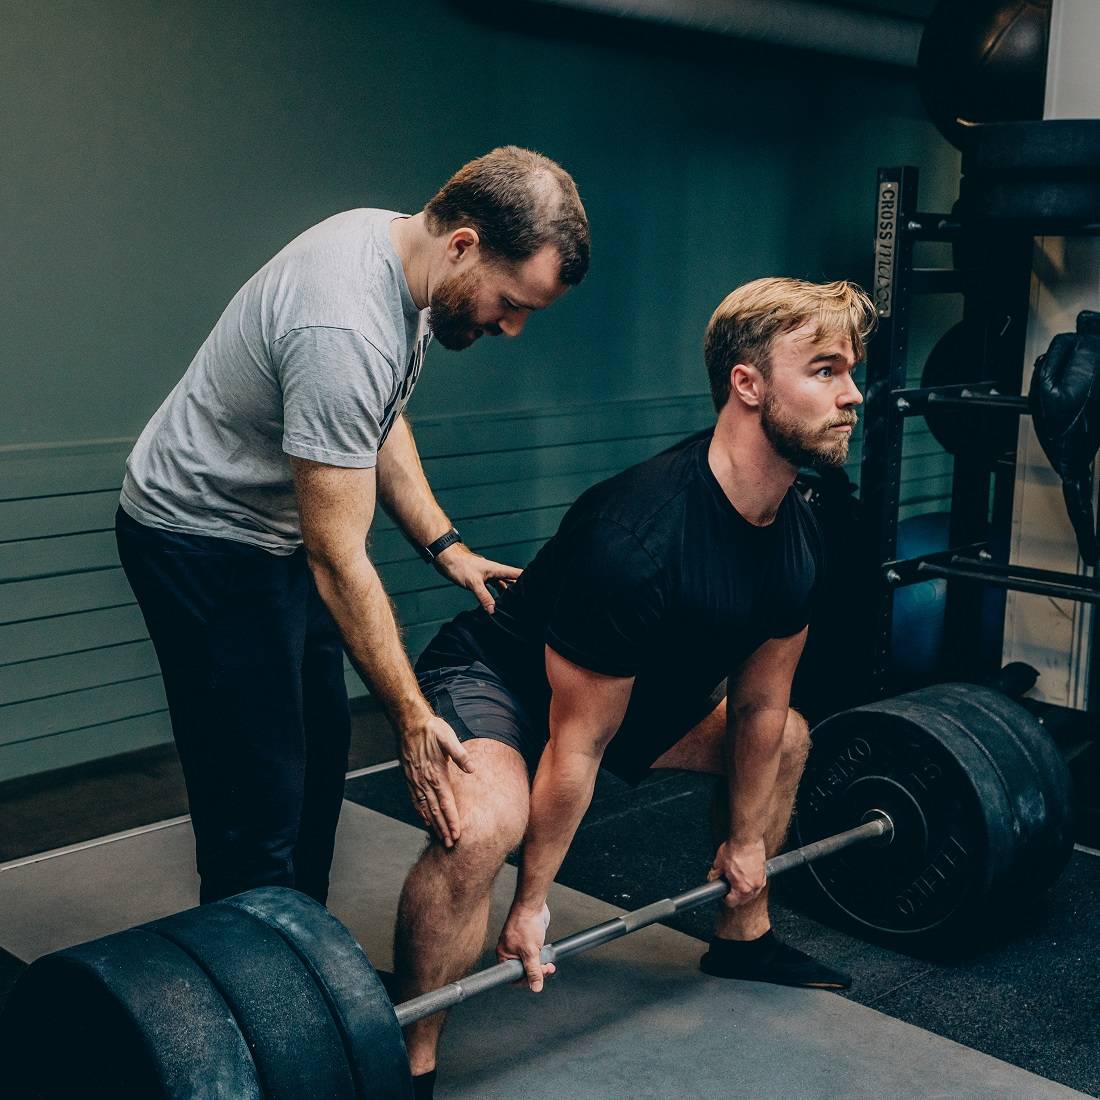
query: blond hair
[{"left": 704, "top": 278, "right": 876, "bottom": 411}]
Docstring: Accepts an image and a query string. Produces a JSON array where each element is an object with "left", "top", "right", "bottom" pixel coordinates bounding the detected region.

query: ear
[
  {"left": 730, "top": 363, "right": 764, "bottom": 408},
  {"left": 444, "top": 227, "right": 480, "bottom": 265}
]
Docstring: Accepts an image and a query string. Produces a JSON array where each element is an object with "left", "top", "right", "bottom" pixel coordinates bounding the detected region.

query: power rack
[{"left": 860, "top": 158, "right": 1100, "bottom": 703}]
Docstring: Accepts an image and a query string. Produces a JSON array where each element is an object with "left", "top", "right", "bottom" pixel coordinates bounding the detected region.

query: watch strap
[{"left": 420, "top": 528, "right": 462, "bottom": 564}]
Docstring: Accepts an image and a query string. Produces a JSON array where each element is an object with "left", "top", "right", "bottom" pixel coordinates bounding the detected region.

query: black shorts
[{"left": 416, "top": 659, "right": 725, "bottom": 785}]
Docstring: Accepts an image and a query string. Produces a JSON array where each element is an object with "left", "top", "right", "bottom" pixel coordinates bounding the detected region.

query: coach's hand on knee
[
  {"left": 708, "top": 837, "right": 767, "bottom": 908},
  {"left": 497, "top": 903, "right": 555, "bottom": 993},
  {"left": 400, "top": 713, "right": 474, "bottom": 848}
]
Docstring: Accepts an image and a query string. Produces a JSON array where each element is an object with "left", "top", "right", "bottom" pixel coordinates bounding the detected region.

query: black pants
[{"left": 115, "top": 507, "right": 350, "bottom": 905}]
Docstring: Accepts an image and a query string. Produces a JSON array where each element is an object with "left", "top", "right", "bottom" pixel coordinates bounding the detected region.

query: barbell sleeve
[{"left": 393, "top": 810, "right": 893, "bottom": 1028}]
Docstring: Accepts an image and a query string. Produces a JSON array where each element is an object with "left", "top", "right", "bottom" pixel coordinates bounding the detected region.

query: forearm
[
  {"left": 308, "top": 551, "right": 428, "bottom": 730},
  {"left": 726, "top": 707, "right": 786, "bottom": 842},
  {"left": 513, "top": 739, "right": 602, "bottom": 912},
  {"left": 376, "top": 416, "right": 453, "bottom": 546}
]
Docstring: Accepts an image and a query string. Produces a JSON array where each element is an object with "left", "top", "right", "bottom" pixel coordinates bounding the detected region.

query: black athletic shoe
[
  {"left": 699, "top": 931, "right": 852, "bottom": 990},
  {"left": 412, "top": 1069, "right": 437, "bottom": 1099}
]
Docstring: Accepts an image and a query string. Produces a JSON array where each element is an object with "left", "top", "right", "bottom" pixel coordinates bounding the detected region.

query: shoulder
[
  {"left": 566, "top": 431, "right": 709, "bottom": 550},
  {"left": 266, "top": 210, "right": 409, "bottom": 357},
  {"left": 270, "top": 210, "right": 387, "bottom": 279}
]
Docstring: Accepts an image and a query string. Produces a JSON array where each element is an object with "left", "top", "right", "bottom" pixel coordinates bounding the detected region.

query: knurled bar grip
[{"left": 393, "top": 811, "right": 893, "bottom": 1027}]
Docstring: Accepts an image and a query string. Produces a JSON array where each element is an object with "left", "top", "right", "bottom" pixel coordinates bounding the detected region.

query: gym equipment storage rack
[{"left": 861, "top": 125, "right": 1100, "bottom": 704}]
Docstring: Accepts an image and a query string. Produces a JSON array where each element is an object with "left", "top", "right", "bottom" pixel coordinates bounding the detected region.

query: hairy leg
[
  {"left": 393, "top": 739, "right": 530, "bottom": 1076},
  {"left": 648, "top": 698, "right": 727, "bottom": 775},
  {"left": 651, "top": 702, "right": 811, "bottom": 938}
]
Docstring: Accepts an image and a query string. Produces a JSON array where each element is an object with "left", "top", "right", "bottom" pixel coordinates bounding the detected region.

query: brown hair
[
  {"left": 424, "top": 146, "right": 590, "bottom": 286},
  {"left": 704, "top": 278, "right": 877, "bottom": 411}
]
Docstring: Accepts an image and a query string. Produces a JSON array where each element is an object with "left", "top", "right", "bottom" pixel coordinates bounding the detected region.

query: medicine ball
[
  {"left": 917, "top": 0, "right": 1051, "bottom": 150},
  {"left": 890, "top": 512, "right": 949, "bottom": 686}
]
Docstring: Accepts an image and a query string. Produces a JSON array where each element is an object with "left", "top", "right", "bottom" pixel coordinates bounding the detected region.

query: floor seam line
[
  {"left": 863, "top": 966, "right": 938, "bottom": 1007},
  {"left": 581, "top": 788, "right": 700, "bottom": 830}
]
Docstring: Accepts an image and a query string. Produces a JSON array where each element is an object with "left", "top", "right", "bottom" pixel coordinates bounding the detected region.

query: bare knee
[
  {"left": 781, "top": 708, "right": 811, "bottom": 768},
  {"left": 457, "top": 802, "right": 527, "bottom": 863},
  {"left": 426, "top": 804, "right": 527, "bottom": 900}
]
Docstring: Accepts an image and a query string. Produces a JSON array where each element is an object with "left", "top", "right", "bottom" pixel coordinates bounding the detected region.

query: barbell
[{"left": 0, "top": 684, "right": 1073, "bottom": 1099}]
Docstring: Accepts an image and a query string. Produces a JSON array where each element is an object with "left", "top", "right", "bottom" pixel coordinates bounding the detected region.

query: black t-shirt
[{"left": 419, "top": 429, "right": 823, "bottom": 773}]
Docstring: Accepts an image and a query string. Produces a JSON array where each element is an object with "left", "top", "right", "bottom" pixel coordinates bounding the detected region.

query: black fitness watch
[{"left": 419, "top": 527, "right": 463, "bottom": 564}]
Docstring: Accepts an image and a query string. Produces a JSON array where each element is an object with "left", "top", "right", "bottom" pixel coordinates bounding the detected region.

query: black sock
[
  {"left": 699, "top": 930, "right": 851, "bottom": 990},
  {"left": 412, "top": 1069, "right": 437, "bottom": 1100}
]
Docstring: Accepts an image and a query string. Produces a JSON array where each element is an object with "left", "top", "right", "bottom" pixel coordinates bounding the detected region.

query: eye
[{"left": 817, "top": 366, "right": 833, "bottom": 378}]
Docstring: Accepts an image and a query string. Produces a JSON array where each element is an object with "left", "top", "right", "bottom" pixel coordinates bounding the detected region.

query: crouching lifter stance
[{"left": 393, "top": 277, "right": 875, "bottom": 1092}]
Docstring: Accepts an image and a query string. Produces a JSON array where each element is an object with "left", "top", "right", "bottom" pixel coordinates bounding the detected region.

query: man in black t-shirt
[{"left": 393, "top": 277, "right": 876, "bottom": 1094}]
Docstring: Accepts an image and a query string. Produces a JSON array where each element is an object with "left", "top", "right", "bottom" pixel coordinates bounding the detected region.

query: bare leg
[
  {"left": 393, "top": 739, "right": 530, "bottom": 1076},
  {"left": 651, "top": 702, "right": 811, "bottom": 939}
]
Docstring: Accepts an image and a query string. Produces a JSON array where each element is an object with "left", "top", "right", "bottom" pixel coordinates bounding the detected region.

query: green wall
[
  {"left": 1, "top": 0, "right": 961, "bottom": 779},
  {"left": 1, "top": 0, "right": 959, "bottom": 441}
]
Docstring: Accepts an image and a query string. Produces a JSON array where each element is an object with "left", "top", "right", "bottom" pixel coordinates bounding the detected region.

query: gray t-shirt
[{"left": 121, "top": 208, "right": 430, "bottom": 554}]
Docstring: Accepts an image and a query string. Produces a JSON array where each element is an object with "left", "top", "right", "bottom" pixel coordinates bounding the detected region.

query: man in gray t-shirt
[
  {"left": 122, "top": 206, "right": 433, "bottom": 550},
  {"left": 116, "top": 146, "right": 589, "bottom": 911}
]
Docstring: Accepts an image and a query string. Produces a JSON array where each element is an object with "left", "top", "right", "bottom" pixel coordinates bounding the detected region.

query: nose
[
  {"left": 841, "top": 373, "right": 863, "bottom": 407},
  {"left": 498, "top": 311, "right": 528, "bottom": 338}
]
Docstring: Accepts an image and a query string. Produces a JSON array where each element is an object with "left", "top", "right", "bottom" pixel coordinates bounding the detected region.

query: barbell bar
[{"left": 394, "top": 809, "right": 894, "bottom": 1027}]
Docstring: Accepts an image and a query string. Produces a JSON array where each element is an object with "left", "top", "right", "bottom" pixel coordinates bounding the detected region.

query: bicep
[
  {"left": 375, "top": 415, "right": 424, "bottom": 509},
  {"left": 290, "top": 457, "right": 376, "bottom": 569},
  {"left": 729, "top": 628, "right": 808, "bottom": 715},
  {"left": 545, "top": 645, "right": 634, "bottom": 757}
]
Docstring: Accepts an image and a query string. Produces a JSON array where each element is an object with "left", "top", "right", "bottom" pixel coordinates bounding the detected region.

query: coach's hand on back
[{"left": 432, "top": 542, "right": 522, "bottom": 614}]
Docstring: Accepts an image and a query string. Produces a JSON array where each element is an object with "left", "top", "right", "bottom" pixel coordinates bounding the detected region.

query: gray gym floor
[{"left": 0, "top": 797, "right": 1090, "bottom": 1099}]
